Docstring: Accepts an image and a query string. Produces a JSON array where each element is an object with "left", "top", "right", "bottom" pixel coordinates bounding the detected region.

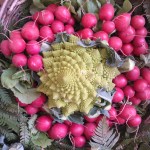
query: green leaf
[
  {"left": 31, "top": 132, "right": 52, "bottom": 148},
  {"left": 64, "top": 2, "right": 77, "bottom": 14},
  {"left": 11, "top": 88, "right": 41, "bottom": 104},
  {"left": 28, "top": 114, "right": 38, "bottom": 130},
  {"left": 117, "top": 0, "right": 132, "bottom": 15},
  {"left": 33, "top": 0, "right": 45, "bottom": 9},
  {"left": 1, "top": 67, "right": 19, "bottom": 89}
]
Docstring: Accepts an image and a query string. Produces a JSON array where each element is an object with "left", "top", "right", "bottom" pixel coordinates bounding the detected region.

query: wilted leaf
[
  {"left": 11, "top": 88, "right": 41, "bottom": 104},
  {"left": 1, "top": 67, "right": 18, "bottom": 89},
  {"left": 9, "top": 143, "right": 24, "bottom": 150},
  {"left": 41, "top": 0, "right": 60, "bottom": 6},
  {"left": 54, "top": 32, "right": 69, "bottom": 43},
  {"left": 33, "top": 0, "right": 45, "bottom": 9},
  {"left": 64, "top": 2, "right": 77, "bottom": 14},
  {"left": 68, "top": 113, "right": 84, "bottom": 124},
  {"left": 28, "top": 115, "right": 38, "bottom": 130},
  {"left": 31, "top": 132, "right": 52, "bottom": 148},
  {"left": 40, "top": 42, "right": 51, "bottom": 52},
  {"left": 140, "top": 53, "right": 150, "bottom": 67},
  {"left": 143, "top": 0, "right": 150, "bottom": 24}
]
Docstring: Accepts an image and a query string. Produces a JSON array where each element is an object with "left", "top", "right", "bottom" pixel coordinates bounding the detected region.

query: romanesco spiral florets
[{"left": 37, "top": 36, "right": 120, "bottom": 116}]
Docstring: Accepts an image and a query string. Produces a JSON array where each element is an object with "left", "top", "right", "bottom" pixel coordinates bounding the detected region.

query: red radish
[
  {"left": 39, "top": 26, "right": 54, "bottom": 42},
  {"left": 64, "top": 25, "right": 74, "bottom": 34},
  {"left": 64, "top": 120, "right": 72, "bottom": 126},
  {"left": 113, "top": 74, "right": 127, "bottom": 88},
  {"left": 21, "top": 21, "right": 39, "bottom": 41},
  {"left": 46, "top": 4, "right": 58, "bottom": 13},
  {"left": 10, "top": 30, "right": 22, "bottom": 39},
  {"left": 119, "top": 104, "right": 136, "bottom": 120},
  {"left": 12, "top": 53, "right": 27, "bottom": 67},
  {"left": 81, "top": 13, "right": 97, "bottom": 28},
  {"left": 99, "top": 3, "right": 114, "bottom": 21},
  {"left": 71, "top": 136, "right": 86, "bottom": 148},
  {"left": 67, "top": 16, "right": 75, "bottom": 26},
  {"left": 51, "top": 20, "right": 64, "bottom": 34},
  {"left": 36, "top": 115, "right": 52, "bottom": 132},
  {"left": 84, "top": 123, "right": 96, "bottom": 140},
  {"left": 125, "top": 66, "right": 140, "bottom": 81},
  {"left": 141, "top": 67, "right": 150, "bottom": 84},
  {"left": 127, "top": 114, "right": 142, "bottom": 127},
  {"left": 114, "top": 13, "right": 131, "bottom": 32},
  {"left": 93, "top": 31, "right": 109, "bottom": 41},
  {"left": 108, "top": 107, "right": 117, "bottom": 120},
  {"left": 115, "top": 116, "right": 125, "bottom": 125},
  {"left": 123, "top": 85, "right": 135, "bottom": 98},
  {"left": 118, "top": 26, "right": 135, "bottom": 43},
  {"left": 136, "top": 27, "right": 147, "bottom": 37},
  {"left": 129, "top": 96, "right": 141, "bottom": 105},
  {"left": 15, "top": 97, "right": 28, "bottom": 107},
  {"left": 112, "top": 87, "right": 124, "bottom": 103},
  {"left": 133, "top": 43, "right": 148, "bottom": 56},
  {"left": 55, "top": 6, "right": 71, "bottom": 23},
  {"left": 9, "top": 38, "right": 26, "bottom": 53},
  {"left": 25, "top": 105, "right": 39, "bottom": 115},
  {"left": 27, "top": 55, "right": 43, "bottom": 72},
  {"left": 84, "top": 115, "right": 98, "bottom": 123},
  {"left": 26, "top": 40, "right": 40, "bottom": 55},
  {"left": 108, "top": 36, "right": 122, "bottom": 51},
  {"left": 69, "top": 123, "right": 84, "bottom": 136},
  {"left": 133, "top": 79, "right": 148, "bottom": 92},
  {"left": 79, "top": 28, "right": 93, "bottom": 39},
  {"left": 131, "top": 15, "right": 145, "bottom": 29},
  {"left": 95, "top": 115, "right": 103, "bottom": 125},
  {"left": 38, "top": 10, "right": 54, "bottom": 25},
  {"left": 32, "top": 12, "right": 40, "bottom": 21},
  {"left": 0, "top": 40, "right": 11, "bottom": 56},
  {"left": 135, "top": 87, "right": 150, "bottom": 100},
  {"left": 101, "top": 21, "right": 115, "bottom": 34},
  {"left": 133, "top": 37, "right": 146, "bottom": 47},
  {"left": 121, "top": 43, "right": 133, "bottom": 56},
  {"left": 48, "top": 123, "right": 68, "bottom": 140},
  {"left": 31, "top": 94, "right": 46, "bottom": 108}
]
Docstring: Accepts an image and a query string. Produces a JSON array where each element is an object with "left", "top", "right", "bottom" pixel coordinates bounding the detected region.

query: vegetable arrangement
[{"left": 0, "top": 0, "right": 150, "bottom": 149}]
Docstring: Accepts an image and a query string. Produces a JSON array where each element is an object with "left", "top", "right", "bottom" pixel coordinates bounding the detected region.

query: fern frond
[{"left": 90, "top": 118, "right": 120, "bottom": 150}]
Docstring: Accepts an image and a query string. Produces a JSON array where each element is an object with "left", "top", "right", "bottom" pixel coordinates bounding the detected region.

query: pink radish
[
  {"left": 84, "top": 115, "right": 98, "bottom": 123},
  {"left": 55, "top": 6, "right": 71, "bottom": 23},
  {"left": 15, "top": 97, "right": 28, "bottom": 107},
  {"left": 51, "top": 20, "right": 64, "bottom": 33},
  {"left": 125, "top": 66, "right": 140, "bottom": 81},
  {"left": 108, "top": 36, "right": 122, "bottom": 51},
  {"left": 9, "top": 38, "right": 26, "bottom": 53},
  {"left": 21, "top": 21, "right": 39, "bottom": 41},
  {"left": 141, "top": 67, "right": 150, "bottom": 84},
  {"left": 133, "top": 43, "right": 148, "bottom": 56},
  {"left": 101, "top": 21, "right": 115, "bottom": 34},
  {"left": 84, "top": 123, "right": 96, "bottom": 140},
  {"left": 67, "top": 16, "right": 75, "bottom": 26},
  {"left": 118, "top": 26, "right": 135, "bottom": 43},
  {"left": 133, "top": 79, "right": 148, "bottom": 92},
  {"left": 119, "top": 104, "right": 136, "bottom": 120},
  {"left": 123, "top": 85, "right": 135, "bottom": 98},
  {"left": 71, "top": 136, "right": 86, "bottom": 148},
  {"left": 127, "top": 114, "right": 142, "bottom": 127},
  {"left": 131, "top": 15, "right": 145, "bottom": 29},
  {"left": 31, "top": 94, "right": 46, "bottom": 108},
  {"left": 25, "top": 104, "right": 39, "bottom": 115},
  {"left": 112, "top": 87, "right": 124, "bottom": 103},
  {"left": 115, "top": 116, "right": 125, "bottom": 125},
  {"left": 12, "top": 53, "right": 27, "bottom": 67},
  {"left": 64, "top": 25, "right": 74, "bottom": 34},
  {"left": 79, "top": 28, "right": 93, "bottom": 39},
  {"left": 81, "top": 13, "right": 97, "bottom": 28},
  {"left": 32, "top": 12, "right": 40, "bottom": 21},
  {"left": 36, "top": 115, "right": 52, "bottom": 132},
  {"left": 133, "top": 37, "right": 146, "bottom": 47},
  {"left": 93, "top": 31, "right": 109, "bottom": 41},
  {"left": 48, "top": 123, "right": 68, "bottom": 140},
  {"left": 121, "top": 43, "right": 133, "bottom": 56},
  {"left": 0, "top": 40, "right": 12, "bottom": 56},
  {"left": 26, "top": 40, "right": 40, "bottom": 55},
  {"left": 136, "top": 27, "right": 147, "bottom": 37},
  {"left": 10, "top": 30, "right": 22, "bottom": 39},
  {"left": 99, "top": 3, "right": 114, "bottom": 21},
  {"left": 64, "top": 120, "right": 72, "bottom": 126},
  {"left": 113, "top": 74, "right": 127, "bottom": 88},
  {"left": 108, "top": 107, "right": 117, "bottom": 120},
  {"left": 39, "top": 26, "right": 54, "bottom": 42},
  {"left": 69, "top": 123, "right": 84, "bottom": 136},
  {"left": 46, "top": 4, "right": 58, "bottom": 13},
  {"left": 27, "top": 54, "right": 43, "bottom": 72},
  {"left": 129, "top": 96, "right": 141, "bottom": 105}
]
